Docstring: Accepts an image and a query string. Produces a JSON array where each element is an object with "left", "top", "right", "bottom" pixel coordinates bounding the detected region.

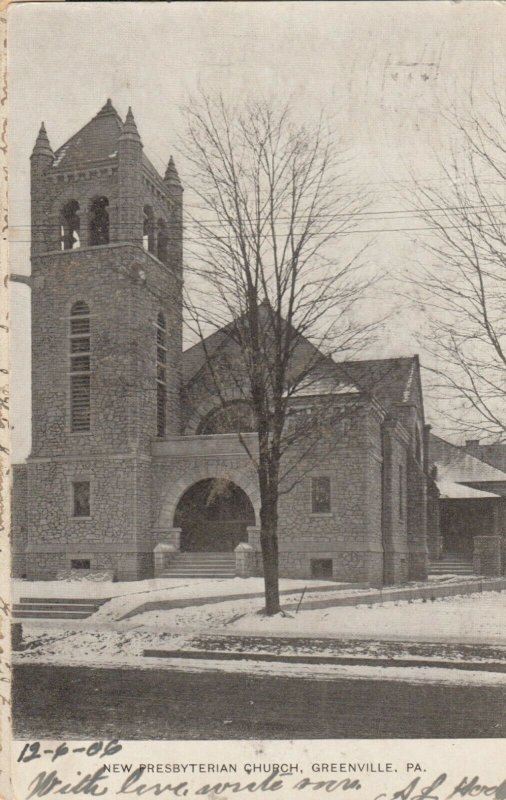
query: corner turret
[
  {"left": 118, "top": 107, "right": 143, "bottom": 244},
  {"left": 120, "top": 107, "right": 142, "bottom": 144},
  {"left": 164, "top": 155, "right": 183, "bottom": 195},
  {"left": 31, "top": 122, "right": 54, "bottom": 163},
  {"left": 30, "top": 123, "right": 54, "bottom": 257}
]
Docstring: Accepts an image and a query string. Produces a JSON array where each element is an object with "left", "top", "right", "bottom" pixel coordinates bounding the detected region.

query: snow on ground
[
  {"left": 12, "top": 574, "right": 487, "bottom": 625},
  {"left": 132, "top": 590, "right": 506, "bottom": 643},
  {"left": 12, "top": 626, "right": 506, "bottom": 686},
  {"left": 12, "top": 577, "right": 342, "bottom": 617}
]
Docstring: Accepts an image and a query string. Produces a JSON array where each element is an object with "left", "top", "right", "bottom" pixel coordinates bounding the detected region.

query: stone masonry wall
[
  {"left": 381, "top": 421, "right": 410, "bottom": 584},
  {"left": 11, "top": 464, "right": 28, "bottom": 577},
  {"left": 31, "top": 244, "right": 181, "bottom": 458},
  {"left": 152, "top": 402, "right": 387, "bottom": 585},
  {"left": 24, "top": 455, "right": 152, "bottom": 580}
]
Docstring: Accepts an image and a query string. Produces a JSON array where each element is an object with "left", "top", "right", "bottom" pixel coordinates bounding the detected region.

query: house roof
[
  {"left": 436, "top": 480, "right": 501, "bottom": 499},
  {"left": 430, "top": 433, "right": 506, "bottom": 485}
]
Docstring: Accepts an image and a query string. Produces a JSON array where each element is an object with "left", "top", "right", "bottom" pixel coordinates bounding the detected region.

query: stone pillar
[
  {"left": 235, "top": 543, "right": 254, "bottom": 578},
  {"left": 152, "top": 528, "right": 181, "bottom": 550},
  {"left": 154, "top": 543, "right": 176, "bottom": 577},
  {"left": 426, "top": 479, "right": 441, "bottom": 561},
  {"left": 11, "top": 623, "right": 23, "bottom": 652},
  {"left": 247, "top": 525, "right": 262, "bottom": 575},
  {"left": 473, "top": 536, "right": 502, "bottom": 577},
  {"left": 407, "top": 458, "right": 429, "bottom": 581},
  {"left": 381, "top": 421, "right": 397, "bottom": 585}
]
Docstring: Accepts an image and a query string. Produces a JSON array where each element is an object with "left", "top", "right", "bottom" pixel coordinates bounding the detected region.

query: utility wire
[{"left": 9, "top": 219, "right": 506, "bottom": 244}]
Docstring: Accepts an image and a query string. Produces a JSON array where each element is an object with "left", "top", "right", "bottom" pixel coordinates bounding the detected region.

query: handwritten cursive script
[{"left": 24, "top": 769, "right": 506, "bottom": 799}]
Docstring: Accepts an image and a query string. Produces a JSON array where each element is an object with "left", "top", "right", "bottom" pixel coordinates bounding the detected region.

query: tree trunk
[{"left": 260, "top": 500, "right": 281, "bottom": 615}]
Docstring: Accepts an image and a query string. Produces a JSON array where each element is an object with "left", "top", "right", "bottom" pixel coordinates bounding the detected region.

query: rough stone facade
[{"left": 12, "top": 102, "right": 435, "bottom": 584}]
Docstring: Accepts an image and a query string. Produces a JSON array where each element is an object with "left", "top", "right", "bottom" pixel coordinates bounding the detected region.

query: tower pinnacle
[
  {"left": 164, "top": 155, "right": 182, "bottom": 191},
  {"left": 120, "top": 107, "right": 142, "bottom": 143},
  {"left": 31, "top": 122, "right": 54, "bottom": 160}
]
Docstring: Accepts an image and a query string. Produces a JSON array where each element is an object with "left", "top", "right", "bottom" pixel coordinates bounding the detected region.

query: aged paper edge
[{"left": 0, "top": 3, "right": 10, "bottom": 798}]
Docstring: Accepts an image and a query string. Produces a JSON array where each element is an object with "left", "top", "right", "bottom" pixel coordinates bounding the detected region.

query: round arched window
[{"left": 197, "top": 401, "right": 257, "bottom": 435}]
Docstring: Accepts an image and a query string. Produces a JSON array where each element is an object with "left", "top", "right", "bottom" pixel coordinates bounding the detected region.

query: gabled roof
[
  {"left": 430, "top": 433, "right": 506, "bottom": 485},
  {"left": 333, "top": 356, "right": 421, "bottom": 412},
  {"left": 53, "top": 100, "right": 123, "bottom": 170},
  {"left": 182, "top": 309, "right": 421, "bottom": 417},
  {"left": 183, "top": 324, "right": 238, "bottom": 384}
]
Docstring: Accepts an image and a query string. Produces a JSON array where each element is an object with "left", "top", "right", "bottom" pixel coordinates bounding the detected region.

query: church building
[{"left": 12, "top": 101, "right": 438, "bottom": 585}]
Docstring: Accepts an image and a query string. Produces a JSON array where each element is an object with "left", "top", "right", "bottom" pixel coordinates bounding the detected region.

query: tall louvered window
[
  {"left": 156, "top": 312, "right": 167, "bottom": 437},
  {"left": 70, "top": 301, "right": 90, "bottom": 432}
]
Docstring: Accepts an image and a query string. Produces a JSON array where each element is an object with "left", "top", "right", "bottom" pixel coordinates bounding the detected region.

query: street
[{"left": 12, "top": 664, "right": 506, "bottom": 739}]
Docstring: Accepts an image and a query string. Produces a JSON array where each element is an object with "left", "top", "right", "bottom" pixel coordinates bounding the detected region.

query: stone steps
[
  {"left": 160, "top": 551, "right": 237, "bottom": 579},
  {"left": 13, "top": 596, "right": 109, "bottom": 620},
  {"left": 429, "top": 556, "right": 474, "bottom": 575}
]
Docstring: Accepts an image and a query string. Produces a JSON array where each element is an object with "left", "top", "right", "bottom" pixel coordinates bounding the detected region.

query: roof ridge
[
  {"left": 53, "top": 101, "right": 123, "bottom": 162},
  {"left": 335, "top": 355, "right": 416, "bottom": 366}
]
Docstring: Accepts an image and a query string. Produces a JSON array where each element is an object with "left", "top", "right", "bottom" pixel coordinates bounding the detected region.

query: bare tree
[
  {"left": 408, "top": 96, "right": 506, "bottom": 442},
  {"left": 181, "top": 95, "right": 380, "bottom": 615}
]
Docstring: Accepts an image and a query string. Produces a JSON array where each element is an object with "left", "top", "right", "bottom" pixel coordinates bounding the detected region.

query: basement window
[
  {"left": 311, "top": 559, "right": 333, "bottom": 579},
  {"left": 71, "top": 559, "right": 91, "bottom": 570}
]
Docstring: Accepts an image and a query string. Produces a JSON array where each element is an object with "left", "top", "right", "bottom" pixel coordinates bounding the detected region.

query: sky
[{"left": 8, "top": 1, "right": 506, "bottom": 460}]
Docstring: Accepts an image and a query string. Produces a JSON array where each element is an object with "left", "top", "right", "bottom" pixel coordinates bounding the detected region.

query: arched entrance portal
[{"left": 174, "top": 478, "right": 256, "bottom": 552}]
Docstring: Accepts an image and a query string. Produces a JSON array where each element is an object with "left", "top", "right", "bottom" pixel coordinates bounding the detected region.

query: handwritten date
[{"left": 18, "top": 740, "right": 122, "bottom": 764}]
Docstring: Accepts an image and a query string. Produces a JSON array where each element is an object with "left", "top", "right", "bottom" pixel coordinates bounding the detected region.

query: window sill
[
  {"left": 72, "top": 516, "right": 92, "bottom": 521},
  {"left": 310, "top": 512, "right": 334, "bottom": 518}
]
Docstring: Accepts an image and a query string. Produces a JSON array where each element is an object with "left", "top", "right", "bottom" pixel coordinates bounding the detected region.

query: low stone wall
[
  {"left": 287, "top": 576, "right": 506, "bottom": 611},
  {"left": 473, "top": 536, "right": 502, "bottom": 577}
]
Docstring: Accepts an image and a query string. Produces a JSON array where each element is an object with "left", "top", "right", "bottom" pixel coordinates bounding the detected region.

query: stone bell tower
[{"left": 20, "top": 100, "right": 183, "bottom": 579}]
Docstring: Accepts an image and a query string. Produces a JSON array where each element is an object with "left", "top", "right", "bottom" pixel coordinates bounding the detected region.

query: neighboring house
[
  {"left": 10, "top": 101, "right": 501, "bottom": 584},
  {"left": 429, "top": 434, "right": 506, "bottom": 575},
  {"left": 464, "top": 440, "right": 506, "bottom": 474}
]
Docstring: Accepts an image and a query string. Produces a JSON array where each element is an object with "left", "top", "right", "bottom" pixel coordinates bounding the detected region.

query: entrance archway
[{"left": 174, "top": 478, "right": 256, "bottom": 552}]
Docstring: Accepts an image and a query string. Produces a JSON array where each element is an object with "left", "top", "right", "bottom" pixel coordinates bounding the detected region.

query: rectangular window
[
  {"left": 72, "top": 481, "right": 90, "bottom": 517},
  {"left": 157, "top": 383, "right": 166, "bottom": 438},
  {"left": 70, "top": 374, "right": 90, "bottom": 431},
  {"left": 70, "top": 304, "right": 91, "bottom": 432},
  {"left": 156, "top": 314, "right": 167, "bottom": 437},
  {"left": 311, "top": 476, "right": 331, "bottom": 514},
  {"left": 399, "top": 464, "right": 404, "bottom": 519}
]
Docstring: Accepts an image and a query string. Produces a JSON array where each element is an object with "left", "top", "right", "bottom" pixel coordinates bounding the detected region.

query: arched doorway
[{"left": 174, "top": 478, "right": 255, "bottom": 552}]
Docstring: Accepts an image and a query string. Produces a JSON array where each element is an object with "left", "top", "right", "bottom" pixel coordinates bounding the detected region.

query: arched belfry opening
[
  {"left": 89, "top": 196, "right": 109, "bottom": 245},
  {"left": 157, "top": 218, "right": 168, "bottom": 262},
  {"left": 174, "top": 478, "right": 255, "bottom": 552},
  {"left": 143, "top": 205, "right": 155, "bottom": 253},
  {"left": 60, "top": 200, "right": 81, "bottom": 250}
]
